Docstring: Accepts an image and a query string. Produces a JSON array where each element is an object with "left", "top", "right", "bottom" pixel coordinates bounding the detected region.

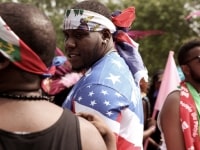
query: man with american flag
[{"left": 62, "top": 1, "right": 147, "bottom": 149}]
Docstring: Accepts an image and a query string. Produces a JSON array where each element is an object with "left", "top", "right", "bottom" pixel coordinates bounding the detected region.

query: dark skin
[
  {"left": 77, "top": 112, "right": 117, "bottom": 150},
  {"left": 140, "top": 78, "right": 157, "bottom": 146},
  {"left": 185, "top": 47, "right": 200, "bottom": 85},
  {"left": 0, "top": 59, "right": 41, "bottom": 93},
  {"left": 160, "top": 91, "right": 185, "bottom": 150},
  {"left": 63, "top": 28, "right": 118, "bottom": 149},
  {"left": 62, "top": 28, "right": 117, "bottom": 150},
  {"left": 160, "top": 46, "right": 200, "bottom": 150},
  {"left": 0, "top": 2, "right": 114, "bottom": 150},
  {"left": 63, "top": 29, "right": 114, "bottom": 72},
  {"left": 0, "top": 30, "right": 108, "bottom": 150}
]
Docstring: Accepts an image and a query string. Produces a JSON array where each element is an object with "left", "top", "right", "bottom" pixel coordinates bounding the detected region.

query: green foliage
[
  {"left": 0, "top": 0, "right": 74, "bottom": 51},
  {"left": 107, "top": 0, "right": 198, "bottom": 76}
]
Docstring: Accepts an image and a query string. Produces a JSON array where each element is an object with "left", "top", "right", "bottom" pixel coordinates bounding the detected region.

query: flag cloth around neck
[{"left": 112, "top": 7, "right": 148, "bottom": 85}]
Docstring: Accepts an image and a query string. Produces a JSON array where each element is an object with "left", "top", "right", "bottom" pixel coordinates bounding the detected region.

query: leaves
[{"left": 112, "top": 0, "right": 198, "bottom": 76}]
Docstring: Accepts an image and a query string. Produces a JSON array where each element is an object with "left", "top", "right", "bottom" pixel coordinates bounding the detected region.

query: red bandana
[{"left": 0, "top": 16, "right": 55, "bottom": 76}]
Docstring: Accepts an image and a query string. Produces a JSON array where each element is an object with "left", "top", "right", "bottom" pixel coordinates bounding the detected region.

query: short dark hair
[
  {"left": 0, "top": 2, "right": 56, "bottom": 66},
  {"left": 178, "top": 38, "right": 200, "bottom": 65},
  {"left": 71, "top": 0, "right": 111, "bottom": 20}
]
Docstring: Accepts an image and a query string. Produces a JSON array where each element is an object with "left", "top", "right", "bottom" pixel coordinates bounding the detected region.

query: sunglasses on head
[{"left": 184, "top": 55, "right": 200, "bottom": 64}]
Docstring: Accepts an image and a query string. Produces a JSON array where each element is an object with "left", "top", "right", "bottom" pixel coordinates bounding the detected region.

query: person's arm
[
  {"left": 159, "top": 91, "right": 186, "bottom": 150},
  {"left": 143, "top": 118, "right": 156, "bottom": 140},
  {"left": 77, "top": 112, "right": 117, "bottom": 150}
]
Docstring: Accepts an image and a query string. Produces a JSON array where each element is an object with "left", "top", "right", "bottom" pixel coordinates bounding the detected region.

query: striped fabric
[
  {"left": 62, "top": 52, "right": 144, "bottom": 150},
  {"left": 0, "top": 16, "right": 55, "bottom": 76}
]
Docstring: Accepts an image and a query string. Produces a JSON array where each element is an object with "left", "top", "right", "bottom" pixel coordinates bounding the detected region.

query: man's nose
[{"left": 65, "top": 38, "right": 76, "bottom": 48}]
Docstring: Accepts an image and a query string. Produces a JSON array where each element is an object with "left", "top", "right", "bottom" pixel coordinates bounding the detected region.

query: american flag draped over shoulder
[
  {"left": 63, "top": 52, "right": 144, "bottom": 150},
  {"left": 112, "top": 7, "right": 148, "bottom": 85}
]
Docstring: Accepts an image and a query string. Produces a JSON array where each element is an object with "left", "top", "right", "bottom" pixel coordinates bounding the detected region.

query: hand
[
  {"left": 143, "top": 118, "right": 156, "bottom": 140},
  {"left": 146, "top": 118, "right": 156, "bottom": 128}
]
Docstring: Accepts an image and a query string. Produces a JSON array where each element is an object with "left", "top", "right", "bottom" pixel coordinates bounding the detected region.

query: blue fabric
[
  {"left": 52, "top": 56, "right": 67, "bottom": 66},
  {"left": 62, "top": 51, "right": 143, "bottom": 123},
  {"left": 116, "top": 41, "right": 146, "bottom": 78}
]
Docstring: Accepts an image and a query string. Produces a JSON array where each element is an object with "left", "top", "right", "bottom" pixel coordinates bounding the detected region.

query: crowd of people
[
  {"left": 0, "top": 0, "right": 200, "bottom": 150},
  {"left": 0, "top": 1, "right": 115, "bottom": 150}
]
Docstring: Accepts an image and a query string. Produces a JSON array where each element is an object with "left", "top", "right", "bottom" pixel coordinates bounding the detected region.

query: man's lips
[{"left": 68, "top": 53, "right": 80, "bottom": 58}]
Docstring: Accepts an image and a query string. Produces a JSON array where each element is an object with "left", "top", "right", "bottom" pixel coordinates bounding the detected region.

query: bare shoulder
[
  {"left": 78, "top": 116, "right": 107, "bottom": 150},
  {"left": 160, "top": 90, "right": 185, "bottom": 150},
  {"left": 160, "top": 90, "right": 180, "bottom": 125}
]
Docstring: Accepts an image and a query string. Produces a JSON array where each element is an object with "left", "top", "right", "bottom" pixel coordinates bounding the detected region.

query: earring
[{"left": 103, "top": 39, "right": 107, "bottom": 44}]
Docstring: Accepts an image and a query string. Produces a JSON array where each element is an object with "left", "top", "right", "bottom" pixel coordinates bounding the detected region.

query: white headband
[{"left": 63, "top": 9, "right": 116, "bottom": 33}]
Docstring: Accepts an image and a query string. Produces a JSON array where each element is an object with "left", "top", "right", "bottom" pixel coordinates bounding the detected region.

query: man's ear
[
  {"left": 0, "top": 56, "right": 10, "bottom": 70},
  {"left": 181, "top": 65, "right": 190, "bottom": 76},
  {"left": 101, "top": 29, "right": 111, "bottom": 41}
]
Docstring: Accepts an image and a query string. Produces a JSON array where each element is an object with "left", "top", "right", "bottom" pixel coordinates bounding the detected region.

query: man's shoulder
[
  {"left": 89, "top": 53, "right": 133, "bottom": 83},
  {"left": 78, "top": 117, "right": 107, "bottom": 150},
  {"left": 94, "top": 51, "right": 130, "bottom": 72}
]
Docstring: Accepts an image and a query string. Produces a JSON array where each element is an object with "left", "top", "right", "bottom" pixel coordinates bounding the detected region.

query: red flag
[
  {"left": 111, "top": 7, "right": 136, "bottom": 28},
  {"left": 128, "top": 30, "right": 165, "bottom": 40},
  {"left": 153, "top": 51, "right": 181, "bottom": 117}
]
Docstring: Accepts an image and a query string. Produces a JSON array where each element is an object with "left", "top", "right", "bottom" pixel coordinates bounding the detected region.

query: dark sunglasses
[{"left": 184, "top": 55, "right": 200, "bottom": 64}]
